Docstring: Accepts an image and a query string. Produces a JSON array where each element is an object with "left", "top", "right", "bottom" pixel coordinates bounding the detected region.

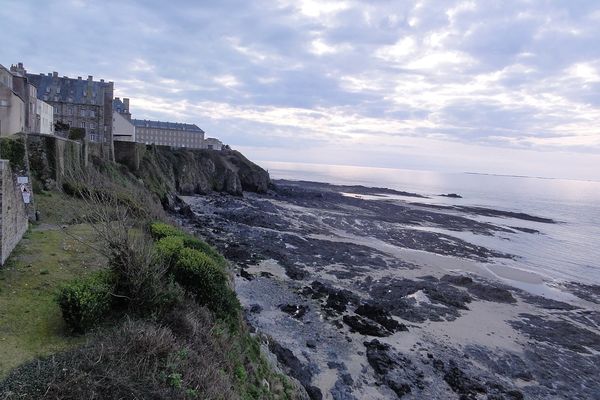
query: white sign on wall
[
  {"left": 17, "top": 176, "right": 29, "bottom": 184},
  {"left": 20, "top": 184, "right": 31, "bottom": 204}
]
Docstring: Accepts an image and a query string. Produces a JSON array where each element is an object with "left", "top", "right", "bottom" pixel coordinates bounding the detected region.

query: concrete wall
[
  {"left": 0, "top": 86, "right": 25, "bottom": 136},
  {"left": 112, "top": 111, "right": 135, "bottom": 142},
  {"left": 0, "top": 160, "right": 28, "bottom": 265}
]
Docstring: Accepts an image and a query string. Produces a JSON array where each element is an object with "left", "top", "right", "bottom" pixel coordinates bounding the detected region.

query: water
[{"left": 260, "top": 161, "right": 600, "bottom": 286}]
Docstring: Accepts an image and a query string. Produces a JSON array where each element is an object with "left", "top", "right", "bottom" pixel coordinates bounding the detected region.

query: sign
[
  {"left": 17, "top": 176, "right": 29, "bottom": 184},
  {"left": 20, "top": 184, "right": 31, "bottom": 204}
]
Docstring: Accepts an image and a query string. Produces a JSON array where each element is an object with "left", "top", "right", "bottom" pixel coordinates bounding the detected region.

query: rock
[
  {"left": 280, "top": 304, "right": 308, "bottom": 319},
  {"left": 306, "top": 339, "right": 317, "bottom": 349},
  {"left": 440, "top": 193, "right": 462, "bottom": 198},
  {"left": 343, "top": 315, "right": 391, "bottom": 337},
  {"left": 355, "top": 304, "right": 408, "bottom": 333},
  {"left": 364, "top": 340, "right": 397, "bottom": 374},
  {"left": 443, "top": 360, "right": 487, "bottom": 397},
  {"left": 249, "top": 304, "right": 263, "bottom": 314},
  {"left": 240, "top": 268, "right": 254, "bottom": 280}
]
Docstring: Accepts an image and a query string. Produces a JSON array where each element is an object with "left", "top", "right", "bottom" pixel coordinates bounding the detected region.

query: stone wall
[
  {"left": 0, "top": 160, "right": 28, "bottom": 265},
  {"left": 114, "top": 141, "right": 146, "bottom": 171},
  {"left": 27, "top": 133, "right": 83, "bottom": 188}
]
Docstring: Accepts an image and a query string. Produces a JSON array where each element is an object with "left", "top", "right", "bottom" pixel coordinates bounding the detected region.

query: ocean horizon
[{"left": 260, "top": 160, "right": 600, "bottom": 289}]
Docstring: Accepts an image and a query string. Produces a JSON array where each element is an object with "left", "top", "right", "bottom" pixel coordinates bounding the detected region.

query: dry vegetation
[{"left": 0, "top": 158, "right": 304, "bottom": 400}]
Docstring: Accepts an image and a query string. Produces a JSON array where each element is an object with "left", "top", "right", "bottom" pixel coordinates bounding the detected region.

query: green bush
[
  {"left": 57, "top": 270, "right": 115, "bottom": 333},
  {"left": 150, "top": 222, "right": 184, "bottom": 240},
  {"left": 0, "top": 137, "right": 26, "bottom": 170},
  {"left": 150, "top": 222, "right": 226, "bottom": 268},
  {"left": 172, "top": 248, "right": 239, "bottom": 320},
  {"left": 155, "top": 235, "right": 185, "bottom": 262}
]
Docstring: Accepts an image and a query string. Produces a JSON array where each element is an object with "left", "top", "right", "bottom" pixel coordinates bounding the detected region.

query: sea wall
[
  {"left": 0, "top": 160, "right": 28, "bottom": 265},
  {"left": 27, "top": 133, "right": 83, "bottom": 188}
]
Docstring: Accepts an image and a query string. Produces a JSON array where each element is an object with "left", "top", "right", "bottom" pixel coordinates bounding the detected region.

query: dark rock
[
  {"left": 509, "top": 313, "right": 600, "bottom": 353},
  {"left": 305, "top": 385, "right": 323, "bottom": 400},
  {"left": 343, "top": 315, "right": 391, "bottom": 337},
  {"left": 440, "top": 193, "right": 462, "bottom": 198},
  {"left": 443, "top": 360, "right": 487, "bottom": 397},
  {"left": 249, "top": 304, "right": 263, "bottom": 314},
  {"left": 355, "top": 304, "right": 408, "bottom": 333},
  {"left": 280, "top": 304, "right": 308, "bottom": 319},
  {"left": 510, "top": 226, "right": 540, "bottom": 234},
  {"left": 364, "top": 340, "right": 397, "bottom": 375},
  {"left": 240, "top": 268, "right": 254, "bottom": 280},
  {"left": 306, "top": 340, "right": 317, "bottom": 349}
]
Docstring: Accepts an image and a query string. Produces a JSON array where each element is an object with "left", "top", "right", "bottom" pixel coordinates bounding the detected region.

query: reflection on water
[{"left": 261, "top": 161, "right": 600, "bottom": 285}]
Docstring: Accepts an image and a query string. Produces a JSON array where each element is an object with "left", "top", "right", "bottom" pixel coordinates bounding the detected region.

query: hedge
[{"left": 57, "top": 270, "right": 115, "bottom": 333}]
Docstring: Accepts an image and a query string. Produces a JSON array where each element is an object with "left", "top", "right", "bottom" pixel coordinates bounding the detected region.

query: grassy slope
[{"left": 0, "top": 192, "right": 105, "bottom": 377}]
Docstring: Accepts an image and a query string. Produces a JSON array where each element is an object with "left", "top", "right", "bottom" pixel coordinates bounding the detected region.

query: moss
[{"left": 0, "top": 137, "right": 26, "bottom": 170}]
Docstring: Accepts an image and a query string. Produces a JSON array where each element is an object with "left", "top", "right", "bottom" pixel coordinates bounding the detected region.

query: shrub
[
  {"left": 57, "top": 270, "right": 115, "bottom": 333},
  {"left": 172, "top": 248, "right": 239, "bottom": 320},
  {"left": 150, "top": 222, "right": 184, "bottom": 240},
  {"left": 150, "top": 222, "right": 226, "bottom": 268},
  {"left": 155, "top": 235, "right": 185, "bottom": 263}
]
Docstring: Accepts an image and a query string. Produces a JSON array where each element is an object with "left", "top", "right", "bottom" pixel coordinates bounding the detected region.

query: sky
[{"left": 2, "top": 0, "right": 600, "bottom": 180}]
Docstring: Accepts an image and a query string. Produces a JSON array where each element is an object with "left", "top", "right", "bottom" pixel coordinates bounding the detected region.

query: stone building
[
  {"left": 0, "top": 64, "right": 25, "bottom": 136},
  {"left": 26, "top": 68, "right": 114, "bottom": 154},
  {"left": 133, "top": 119, "right": 205, "bottom": 149}
]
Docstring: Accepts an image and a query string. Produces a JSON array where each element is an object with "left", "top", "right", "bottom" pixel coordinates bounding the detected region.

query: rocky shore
[{"left": 174, "top": 179, "right": 600, "bottom": 399}]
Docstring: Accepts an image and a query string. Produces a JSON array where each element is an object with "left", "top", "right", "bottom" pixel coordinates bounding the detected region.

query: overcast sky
[{"left": 2, "top": 0, "right": 600, "bottom": 180}]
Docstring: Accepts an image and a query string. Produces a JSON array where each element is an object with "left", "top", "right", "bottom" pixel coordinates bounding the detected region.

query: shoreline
[{"left": 177, "top": 180, "right": 600, "bottom": 399}]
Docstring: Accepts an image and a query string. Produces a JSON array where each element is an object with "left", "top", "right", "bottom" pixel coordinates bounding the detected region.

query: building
[
  {"left": 26, "top": 69, "right": 114, "bottom": 148},
  {"left": 36, "top": 99, "right": 54, "bottom": 135},
  {"left": 133, "top": 119, "right": 205, "bottom": 148},
  {"left": 203, "top": 137, "right": 223, "bottom": 150},
  {"left": 112, "top": 98, "right": 135, "bottom": 142},
  {"left": 0, "top": 64, "right": 25, "bottom": 136}
]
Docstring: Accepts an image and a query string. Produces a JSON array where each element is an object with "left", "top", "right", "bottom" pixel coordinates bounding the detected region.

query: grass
[{"left": 0, "top": 192, "right": 106, "bottom": 378}]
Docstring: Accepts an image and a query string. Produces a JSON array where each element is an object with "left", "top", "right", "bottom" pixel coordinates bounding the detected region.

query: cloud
[{"left": 1, "top": 0, "right": 600, "bottom": 179}]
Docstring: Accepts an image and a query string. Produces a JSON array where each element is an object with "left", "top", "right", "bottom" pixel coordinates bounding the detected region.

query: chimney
[
  {"left": 18, "top": 62, "right": 23, "bottom": 69},
  {"left": 100, "top": 79, "right": 104, "bottom": 82},
  {"left": 87, "top": 75, "right": 93, "bottom": 81},
  {"left": 78, "top": 76, "right": 82, "bottom": 80},
  {"left": 123, "top": 98, "right": 130, "bottom": 111},
  {"left": 47, "top": 73, "right": 52, "bottom": 77},
  {"left": 115, "top": 97, "right": 120, "bottom": 101},
  {"left": 52, "top": 71, "right": 58, "bottom": 78}
]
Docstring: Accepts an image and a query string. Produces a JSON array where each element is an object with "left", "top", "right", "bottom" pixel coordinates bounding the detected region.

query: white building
[
  {"left": 112, "top": 110, "right": 135, "bottom": 142},
  {"left": 36, "top": 99, "right": 54, "bottom": 135},
  {"left": 203, "top": 137, "right": 223, "bottom": 150}
]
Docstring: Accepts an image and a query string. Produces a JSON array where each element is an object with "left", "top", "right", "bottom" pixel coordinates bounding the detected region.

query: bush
[
  {"left": 150, "top": 222, "right": 184, "bottom": 240},
  {"left": 150, "top": 222, "right": 226, "bottom": 268},
  {"left": 155, "top": 235, "right": 185, "bottom": 262},
  {"left": 173, "top": 248, "right": 239, "bottom": 320},
  {"left": 57, "top": 270, "right": 115, "bottom": 333}
]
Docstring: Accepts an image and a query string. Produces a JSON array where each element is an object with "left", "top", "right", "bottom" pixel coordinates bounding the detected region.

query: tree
[{"left": 69, "top": 127, "right": 86, "bottom": 141}]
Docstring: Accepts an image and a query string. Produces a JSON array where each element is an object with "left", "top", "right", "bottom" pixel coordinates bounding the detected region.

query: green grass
[{"left": 0, "top": 223, "right": 106, "bottom": 378}]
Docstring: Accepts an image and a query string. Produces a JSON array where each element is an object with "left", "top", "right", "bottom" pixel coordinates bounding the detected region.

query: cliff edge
[{"left": 127, "top": 145, "right": 270, "bottom": 203}]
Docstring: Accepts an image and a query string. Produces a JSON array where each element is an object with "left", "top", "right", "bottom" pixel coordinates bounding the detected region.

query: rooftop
[
  {"left": 26, "top": 72, "right": 112, "bottom": 105},
  {"left": 132, "top": 119, "right": 204, "bottom": 133}
]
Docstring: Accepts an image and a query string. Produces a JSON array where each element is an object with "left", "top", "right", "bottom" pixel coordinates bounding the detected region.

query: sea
[{"left": 260, "top": 161, "right": 600, "bottom": 289}]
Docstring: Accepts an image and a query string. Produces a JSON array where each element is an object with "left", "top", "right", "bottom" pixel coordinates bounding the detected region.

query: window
[{"left": 81, "top": 122, "right": 86, "bottom": 128}]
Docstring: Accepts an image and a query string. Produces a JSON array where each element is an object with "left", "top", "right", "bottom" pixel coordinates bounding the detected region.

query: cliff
[{"left": 124, "top": 145, "right": 270, "bottom": 204}]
